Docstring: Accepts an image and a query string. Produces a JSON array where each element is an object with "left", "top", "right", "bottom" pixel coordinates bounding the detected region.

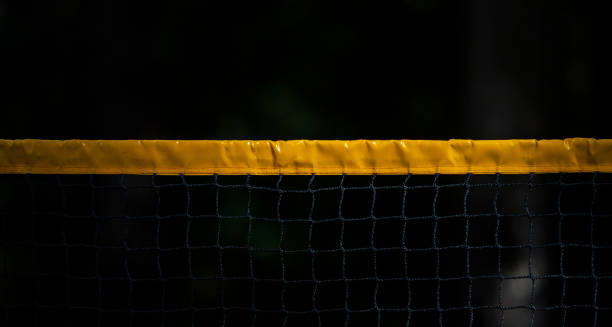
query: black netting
[{"left": 1, "top": 173, "right": 612, "bottom": 326}]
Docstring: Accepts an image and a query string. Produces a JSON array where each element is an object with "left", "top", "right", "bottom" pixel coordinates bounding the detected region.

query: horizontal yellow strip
[{"left": 0, "top": 139, "right": 611, "bottom": 175}]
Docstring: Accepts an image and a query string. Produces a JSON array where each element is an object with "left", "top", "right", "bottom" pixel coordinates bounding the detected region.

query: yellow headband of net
[{"left": 1, "top": 138, "right": 611, "bottom": 175}]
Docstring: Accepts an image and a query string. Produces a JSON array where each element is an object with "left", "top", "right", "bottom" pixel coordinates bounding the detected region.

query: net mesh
[{"left": 1, "top": 173, "right": 612, "bottom": 326}]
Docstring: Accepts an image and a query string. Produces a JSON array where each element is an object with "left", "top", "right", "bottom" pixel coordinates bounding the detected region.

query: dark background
[
  {"left": 1, "top": 0, "right": 609, "bottom": 140},
  {"left": 2, "top": 2, "right": 612, "bottom": 326}
]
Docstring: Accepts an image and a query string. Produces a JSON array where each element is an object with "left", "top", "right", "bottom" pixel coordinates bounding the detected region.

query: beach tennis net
[{"left": 1, "top": 139, "right": 612, "bottom": 326}]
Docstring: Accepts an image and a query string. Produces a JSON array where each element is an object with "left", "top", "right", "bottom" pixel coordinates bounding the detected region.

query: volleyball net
[{"left": 1, "top": 139, "right": 612, "bottom": 327}]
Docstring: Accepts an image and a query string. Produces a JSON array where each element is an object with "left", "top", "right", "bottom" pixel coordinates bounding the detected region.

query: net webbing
[{"left": 1, "top": 173, "right": 612, "bottom": 326}]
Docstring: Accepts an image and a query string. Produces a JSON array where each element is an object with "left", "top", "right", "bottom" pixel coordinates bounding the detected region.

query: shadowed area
[{"left": 1, "top": 0, "right": 610, "bottom": 140}]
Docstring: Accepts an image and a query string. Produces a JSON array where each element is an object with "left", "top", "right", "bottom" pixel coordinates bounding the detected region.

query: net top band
[{"left": 1, "top": 138, "right": 611, "bottom": 175}]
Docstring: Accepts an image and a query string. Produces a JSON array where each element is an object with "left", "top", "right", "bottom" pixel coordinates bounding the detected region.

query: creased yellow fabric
[{"left": 0, "top": 139, "right": 610, "bottom": 175}]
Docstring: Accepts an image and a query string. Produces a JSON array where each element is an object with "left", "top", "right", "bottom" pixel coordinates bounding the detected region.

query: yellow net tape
[{"left": 0, "top": 138, "right": 611, "bottom": 175}]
